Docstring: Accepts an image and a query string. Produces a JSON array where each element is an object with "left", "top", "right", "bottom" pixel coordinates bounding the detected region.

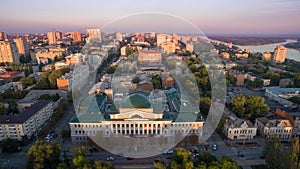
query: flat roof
[{"left": 0, "top": 100, "right": 51, "bottom": 124}]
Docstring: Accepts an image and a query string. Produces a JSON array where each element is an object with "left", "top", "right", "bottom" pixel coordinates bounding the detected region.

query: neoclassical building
[{"left": 69, "top": 91, "right": 204, "bottom": 147}]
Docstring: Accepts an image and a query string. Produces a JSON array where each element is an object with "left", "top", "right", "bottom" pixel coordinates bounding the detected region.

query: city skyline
[{"left": 1, "top": 0, "right": 300, "bottom": 34}]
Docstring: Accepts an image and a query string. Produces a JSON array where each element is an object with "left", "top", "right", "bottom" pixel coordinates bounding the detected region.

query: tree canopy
[{"left": 231, "top": 94, "right": 269, "bottom": 121}]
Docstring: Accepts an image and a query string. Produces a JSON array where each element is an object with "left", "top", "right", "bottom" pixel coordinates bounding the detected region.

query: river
[{"left": 236, "top": 39, "right": 300, "bottom": 62}]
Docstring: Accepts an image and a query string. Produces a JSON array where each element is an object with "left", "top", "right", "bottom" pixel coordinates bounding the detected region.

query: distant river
[{"left": 236, "top": 39, "right": 300, "bottom": 62}]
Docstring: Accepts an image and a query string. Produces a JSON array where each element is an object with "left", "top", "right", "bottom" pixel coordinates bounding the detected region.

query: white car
[
  {"left": 106, "top": 156, "right": 115, "bottom": 161},
  {"left": 211, "top": 144, "right": 217, "bottom": 150},
  {"left": 163, "top": 150, "right": 174, "bottom": 155}
]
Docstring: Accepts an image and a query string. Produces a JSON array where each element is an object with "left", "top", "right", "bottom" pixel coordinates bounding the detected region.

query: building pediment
[{"left": 110, "top": 108, "right": 163, "bottom": 120}]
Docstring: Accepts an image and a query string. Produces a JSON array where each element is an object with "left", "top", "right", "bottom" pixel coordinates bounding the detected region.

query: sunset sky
[{"left": 1, "top": 0, "right": 300, "bottom": 34}]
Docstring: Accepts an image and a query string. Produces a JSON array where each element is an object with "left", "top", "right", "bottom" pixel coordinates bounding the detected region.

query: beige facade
[
  {"left": 0, "top": 100, "right": 53, "bottom": 141},
  {"left": 255, "top": 117, "right": 293, "bottom": 140},
  {"left": 272, "top": 46, "right": 286, "bottom": 63},
  {"left": 47, "top": 32, "right": 57, "bottom": 45},
  {"left": 0, "top": 41, "right": 20, "bottom": 63},
  {"left": 263, "top": 52, "right": 272, "bottom": 61},
  {"left": 138, "top": 50, "right": 162, "bottom": 62},
  {"left": 68, "top": 32, "right": 82, "bottom": 42},
  {"left": 223, "top": 118, "right": 257, "bottom": 140},
  {"left": 14, "top": 37, "right": 30, "bottom": 57},
  {"left": 86, "top": 29, "right": 101, "bottom": 42}
]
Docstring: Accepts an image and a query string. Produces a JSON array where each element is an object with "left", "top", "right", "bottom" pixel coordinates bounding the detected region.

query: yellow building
[
  {"left": 68, "top": 32, "right": 82, "bottom": 43},
  {"left": 0, "top": 41, "right": 20, "bottom": 63},
  {"left": 272, "top": 46, "right": 286, "bottom": 63},
  {"left": 47, "top": 32, "right": 56, "bottom": 45},
  {"left": 35, "top": 50, "right": 63, "bottom": 64},
  {"left": 0, "top": 32, "right": 6, "bottom": 41},
  {"left": 263, "top": 52, "right": 272, "bottom": 61},
  {"left": 13, "top": 37, "right": 30, "bottom": 57}
]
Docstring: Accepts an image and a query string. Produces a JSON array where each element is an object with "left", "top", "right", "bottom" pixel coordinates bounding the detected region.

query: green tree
[
  {"left": 196, "top": 151, "right": 218, "bottom": 167},
  {"left": 226, "top": 74, "right": 237, "bottom": 86},
  {"left": 170, "top": 148, "right": 194, "bottom": 169},
  {"left": 152, "top": 75, "right": 162, "bottom": 89},
  {"left": 26, "top": 141, "right": 61, "bottom": 169},
  {"left": 245, "top": 96, "right": 269, "bottom": 120},
  {"left": 264, "top": 137, "right": 288, "bottom": 169},
  {"left": 132, "top": 77, "right": 140, "bottom": 84},
  {"left": 0, "top": 102, "right": 6, "bottom": 115},
  {"left": 93, "top": 161, "right": 114, "bottom": 169},
  {"left": 264, "top": 72, "right": 280, "bottom": 86},
  {"left": 200, "top": 97, "right": 211, "bottom": 117},
  {"left": 1, "top": 138, "right": 20, "bottom": 153},
  {"left": 294, "top": 73, "right": 300, "bottom": 87},
  {"left": 247, "top": 78, "right": 263, "bottom": 88},
  {"left": 20, "top": 76, "right": 36, "bottom": 87},
  {"left": 231, "top": 94, "right": 246, "bottom": 117},
  {"left": 288, "top": 137, "right": 300, "bottom": 169},
  {"left": 289, "top": 96, "right": 300, "bottom": 105}
]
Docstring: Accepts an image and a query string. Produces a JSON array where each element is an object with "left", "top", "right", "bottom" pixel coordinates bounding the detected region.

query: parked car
[
  {"left": 163, "top": 150, "right": 175, "bottom": 155},
  {"left": 106, "top": 156, "right": 115, "bottom": 161},
  {"left": 211, "top": 144, "right": 217, "bottom": 150}
]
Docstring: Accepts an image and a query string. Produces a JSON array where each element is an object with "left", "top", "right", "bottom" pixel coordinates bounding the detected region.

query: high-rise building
[
  {"left": 86, "top": 29, "right": 101, "bottom": 42},
  {"left": 13, "top": 37, "right": 30, "bottom": 57},
  {"left": 115, "top": 32, "right": 122, "bottom": 41},
  {"left": 47, "top": 32, "right": 57, "bottom": 45},
  {"left": 69, "top": 32, "right": 82, "bottom": 42},
  {"left": 0, "top": 32, "right": 6, "bottom": 41},
  {"left": 272, "top": 46, "right": 287, "bottom": 63},
  {"left": 55, "top": 31, "right": 62, "bottom": 40},
  {"left": 47, "top": 31, "right": 62, "bottom": 45},
  {"left": 0, "top": 41, "right": 20, "bottom": 63},
  {"left": 263, "top": 52, "right": 272, "bottom": 61}
]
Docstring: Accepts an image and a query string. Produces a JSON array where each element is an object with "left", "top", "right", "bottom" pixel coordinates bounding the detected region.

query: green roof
[
  {"left": 122, "top": 93, "right": 151, "bottom": 109},
  {"left": 69, "top": 94, "right": 106, "bottom": 123}
]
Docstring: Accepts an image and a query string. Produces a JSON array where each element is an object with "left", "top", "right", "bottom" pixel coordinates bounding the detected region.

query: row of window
[{"left": 73, "top": 123, "right": 202, "bottom": 129}]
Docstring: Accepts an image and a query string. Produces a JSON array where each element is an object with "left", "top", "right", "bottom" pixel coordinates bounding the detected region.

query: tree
[
  {"left": 245, "top": 96, "right": 269, "bottom": 121},
  {"left": 152, "top": 75, "right": 162, "bottom": 89},
  {"left": 226, "top": 74, "right": 237, "bottom": 86},
  {"left": 93, "top": 161, "right": 114, "bottom": 169},
  {"left": 153, "top": 159, "right": 167, "bottom": 169},
  {"left": 170, "top": 148, "right": 194, "bottom": 169},
  {"left": 231, "top": 94, "right": 269, "bottom": 121},
  {"left": 26, "top": 141, "right": 61, "bottom": 169},
  {"left": 289, "top": 96, "right": 300, "bottom": 105},
  {"left": 0, "top": 102, "right": 6, "bottom": 115},
  {"left": 288, "top": 137, "right": 300, "bottom": 169},
  {"left": 247, "top": 78, "right": 263, "bottom": 88},
  {"left": 132, "top": 77, "right": 140, "bottom": 84},
  {"left": 1, "top": 138, "right": 20, "bottom": 153},
  {"left": 231, "top": 94, "right": 246, "bottom": 117},
  {"left": 264, "top": 137, "right": 289, "bottom": 169},
  {"left": 107, "top": 65, "right": 118, "bottom": 74},
  {"left": 20, "top": 76, "right": 36, "bottom": 87},
  {"left": 196, "top": 151, "right": 218, "bottom": 167},
  {"left": 199, "top": 97, "right": 211, "bottom": 117},
  {"left": 294, "top": 73, "right": 300, "bottom": 87},
  {"left": 264, "top": 72, "right": 280, "bottom": 86},
  {"left": 7, "top": 100, "right": 18, "bottom": 114}
]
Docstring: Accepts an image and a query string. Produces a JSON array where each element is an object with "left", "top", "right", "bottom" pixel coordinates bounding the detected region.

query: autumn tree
[
  {"left": 26, "top": 141, "right": 61, "bottom": 169},
  {"left": 170, "top": 148, "right": 194, "bottom": 169}
]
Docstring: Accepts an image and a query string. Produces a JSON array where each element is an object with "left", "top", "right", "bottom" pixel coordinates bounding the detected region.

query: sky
[{"left": 1, "top": 0, "right": 300, "bottom": 35}]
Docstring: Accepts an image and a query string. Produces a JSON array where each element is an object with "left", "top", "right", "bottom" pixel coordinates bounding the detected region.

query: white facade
[
  {"left": 255, "top": 117, "right": 293, "bottom": 140},
  {"left": 223, "top": 118, "right": 257, "bottom": 140}
]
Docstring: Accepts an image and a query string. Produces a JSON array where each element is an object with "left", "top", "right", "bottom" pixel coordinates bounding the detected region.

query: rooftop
[{"left": 0, "top": 100, "right": 51, "bottom": 124}]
